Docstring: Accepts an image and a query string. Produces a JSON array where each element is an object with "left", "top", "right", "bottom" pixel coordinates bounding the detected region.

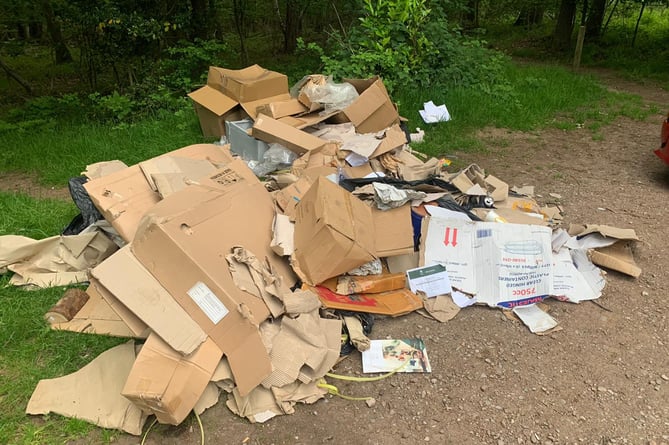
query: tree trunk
[
  {"left": 40, "top": 0, "right": 72, "bottom": 64},
  {"left": 190, "top": 0, "right": 212, "bottom": 40},
  {"left": 553, "top": 0, "right": 577, "bottom": 51},
  {"left": 585, "top": 0, "right": 607, "bottom": 42},
  {"left": 464, "top": 0, "right": 480, "bottom": 29},
  {"left": 514, "top": 6, "right": 544, "bottom": 28},
  {"left": 233, "top": 0, "right": 249, "bottom": 65},
  {"left": 632, "top": 0, "right": 646, "bottom": 47}
]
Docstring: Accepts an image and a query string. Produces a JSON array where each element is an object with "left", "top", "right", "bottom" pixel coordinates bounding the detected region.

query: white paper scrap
[
  {"left": 406, "top": 264, "right": 452, "bottom": 298},
  {"left": 419, "top": 101, "right": 451, "bottom": 123},
  {"left": 512, "top": 304, "right": 558, "bottom": 334},
  {"left": 451, "top": 290, "right": 476, "bottom": 308}
]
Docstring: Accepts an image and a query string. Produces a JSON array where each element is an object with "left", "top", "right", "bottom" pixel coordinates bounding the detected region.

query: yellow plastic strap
[
  {"left": 325, "top": 360, "right": 409, "bottom": 382},
  {"left": 317, "top": 380, "right": 372, "bottom": 401}
]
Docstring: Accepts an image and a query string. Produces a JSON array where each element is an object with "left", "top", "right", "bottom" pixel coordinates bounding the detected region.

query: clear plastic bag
[{"left": 249, "top": 143, "right": 297, "bottom": 177}]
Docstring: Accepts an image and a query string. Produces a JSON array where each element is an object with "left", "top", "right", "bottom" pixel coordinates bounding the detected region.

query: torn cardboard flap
[
  {"left": 122, "top": 333, "right": 223, "bottom": 425},
  {"left": 274, "top": 176, "right": 314, "bottom": 221},
  {"left": 369, "top": 124, "right": 407, "bottom": 158},
  {"left": 257, "top": 98, "right": 309, "bottom": 119},
  {"left": 27, "top": 342, "right": 148, "bottom": 435},
  {"left": 590, "top": 241, "right": 641, "bottom": 278},
  {"left": 271, "top": 214, "right": 295, "bottom": 256},
  {"left": 82, "top": 160, "right": 128, "bottom": 180}
]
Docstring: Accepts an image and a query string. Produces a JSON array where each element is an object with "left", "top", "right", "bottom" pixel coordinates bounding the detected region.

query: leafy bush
[{"left": 299, "top": 0, "right": 510, "bottom": 96}]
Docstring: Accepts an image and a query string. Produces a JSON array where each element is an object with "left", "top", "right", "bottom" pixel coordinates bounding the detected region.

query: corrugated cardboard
[
  {"left": 187, "top": 85, "right": 243, "bottom": 137},
  {"left": 84, "top": 144, "right": 234, "bottom": 242},
  {"left": 51, "top": 278, "right": 149, "bottom": 338},
  {"left": 257, "top": 98, "right": 309, "bottom": 119},
  {"left": 310, "top": 285, "right": 423, "bottom": 316},
  {"left": 292, "top": 177, "right": 413, "bottom": 285},
  {"left": 369, "top": 124, "right": 407, "bottom": 158},
  {"left": 343, "top": 77, "right": 400, "bottom": 133},
  {"left": 274, "top": 176, "right": 315, "bottom": 220},
  {"left": 590, "top": 241, "right": 641, "bottom": 278},
  {"left": 131, "top": 159, "right": 296, "bottom": 395},
  {"left": 207, "top": 65, "right": 288, "bottom": 102},
  {"left": 293, "top": 177, "right": 377, "bottom": 285},
  {"left": 277, "top": 110, "right": 339, "bottom": 129},
  {"left": 92, "top": 246, "right": 207, "bottom": 355},
  {"left": 240, "top": 93, "right": 293, "bottom": 120},
  {"left": 421, "top": 216, "right": 554, "bottom": 308},
  {"left": 27, "top": 342, "right": 149, "bottom": 435},
  {"left": 332, "top": 272, "right": 407, "bottom": 295},
  {"left": 122, "top": 333, "right": 222, "bottom": 425},
  {"left": 252, "top": 114, "right": 327, "bottom": 155}
]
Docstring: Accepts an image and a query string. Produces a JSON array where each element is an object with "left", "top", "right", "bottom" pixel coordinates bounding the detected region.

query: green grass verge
[
  {"left": 0, "top": 109, "right": 205, "bottom": 187},
  {"left": 394, "top": 62, "right": 655, "bottom": 158},
  {"left": 0, "top": 191, "right": 125, "bottom": 445}
]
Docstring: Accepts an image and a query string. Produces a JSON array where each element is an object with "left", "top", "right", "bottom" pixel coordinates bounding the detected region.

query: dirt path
[{"left": 26, "top": 72, "right": 669, "bottom": 445}]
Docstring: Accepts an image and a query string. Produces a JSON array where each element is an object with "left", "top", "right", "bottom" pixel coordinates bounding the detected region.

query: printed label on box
[{"left": 187, "top": 281, "right": 229, "bottom": 324}]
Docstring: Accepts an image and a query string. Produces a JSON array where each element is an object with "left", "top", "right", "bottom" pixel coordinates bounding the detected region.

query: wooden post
[{"left": 573, "top": 25, "right": 586, "bottom": 70}]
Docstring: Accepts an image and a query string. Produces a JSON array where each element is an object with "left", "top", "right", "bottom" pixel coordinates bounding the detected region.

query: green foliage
[{"left": 300, "top": 0, "right": 511, "bottom": 97}]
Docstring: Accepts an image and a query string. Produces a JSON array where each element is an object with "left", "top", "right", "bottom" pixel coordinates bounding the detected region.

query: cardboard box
[
  {"left": 207, "top": 65, "right": 288, "bottom": 103},
  {"left": 369, "top": 124, "right": 407, "bottom": 158},
  {"left": 187, "top": 85, "right": 243, "bottom": 138},
  {"left": 131, "top": 159, "right": 296, "bottom": 395},
  {"left": 84, "top": 144, "right": 234, "bottom": 242},
  {"left": 122, "top": 333, "right": 222, "bottom": 425},
  {"left": 343, "top": 77, "right": 400, "bottom": 133},
  {"left": 252, "top": 114, "right": 327, "bottom": 155},
  {"left": 293, "top": 177, "right": 413, "bottom": 285}
]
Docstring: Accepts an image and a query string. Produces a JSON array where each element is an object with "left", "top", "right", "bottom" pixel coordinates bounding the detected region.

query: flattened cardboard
[
  {"left": 343, "top": 77, "right": 400, "bottom": 133},
  {"left": 207, "top": 65, "right": 288, "bottom": 102},
  {"left": 421, "top": 216, "right": 553, "bottom": 308},
  {"left": 122, "top": 334, "right": 222, "bottom": 425},
  {"left": 139, "top": 156, "right": 218, "bottom": 192},
  {"left": 27, "top": 342, "right": 148, "bottom": 435},
  {"left": 278, "top": 110, "right": 339, "bottom": 129},
  {"left": 310, "top": 285, "right": 423, "bottom": 316},
  {"left": 241, "top": 93, "right": 292, "bottom": 120},
  {"left": 84, "top": 144, "right": 234, "bottom": 242},
  {"left": 132, "top": 159, "right": 296, "bottom": 395},
  {"left": 92, "top": 246, "right": 206, "bottom": 354},
  {"left": 252, "top": 114, "right": 327, "bottom": 155},
  {"left": 51, "top": 279, "right": 149, "bottom": 338}
]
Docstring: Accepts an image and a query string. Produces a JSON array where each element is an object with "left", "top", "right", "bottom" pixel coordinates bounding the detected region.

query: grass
[
  {"left": 0, "top": 191, "right": 125, "bottom": 445},
  {"left": 393, "top": 62, "right": 652, "bottom": 158},
  {"left": 0, "top": 109, "right": 205, "bottom": 187}
]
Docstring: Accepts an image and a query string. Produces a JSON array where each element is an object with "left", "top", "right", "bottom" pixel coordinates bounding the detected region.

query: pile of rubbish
[{"left": 0, "top": 65, "right": 642, "bottom": 435}]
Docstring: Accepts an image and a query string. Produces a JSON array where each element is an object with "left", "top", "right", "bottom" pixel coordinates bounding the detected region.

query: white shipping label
[{"left": 187, "top": 282, "right": 229, "bottom": 324}]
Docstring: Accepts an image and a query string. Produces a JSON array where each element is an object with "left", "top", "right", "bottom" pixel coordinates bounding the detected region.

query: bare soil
[{"left": 13, "top": 72, "right": 669, "bottom": 445}]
